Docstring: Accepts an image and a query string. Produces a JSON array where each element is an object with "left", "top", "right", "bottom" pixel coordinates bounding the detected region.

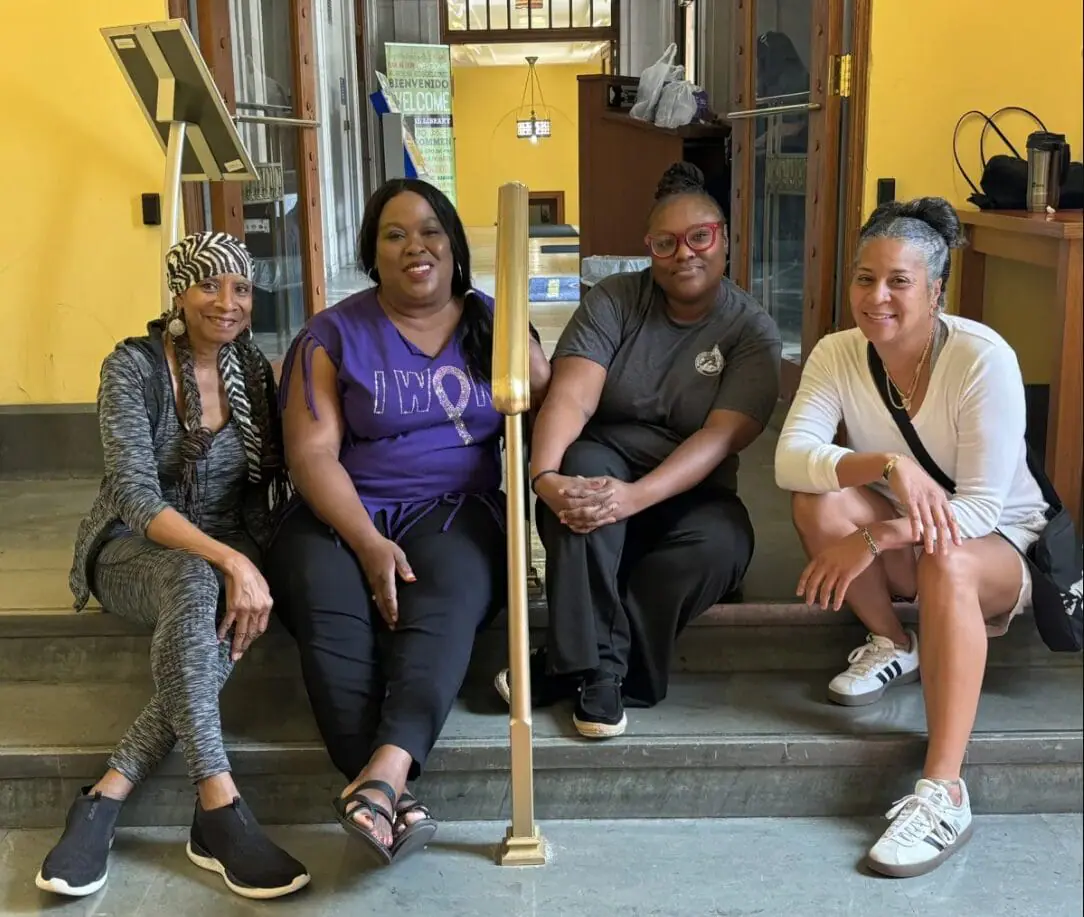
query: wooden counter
[{"left": 957, "top": 209, "right": 1083, "bottom": 524}]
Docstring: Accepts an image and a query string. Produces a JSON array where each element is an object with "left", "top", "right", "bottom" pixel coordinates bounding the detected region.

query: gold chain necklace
[{"left": 885, "top": 324, "right": 935, "bottom": 412}]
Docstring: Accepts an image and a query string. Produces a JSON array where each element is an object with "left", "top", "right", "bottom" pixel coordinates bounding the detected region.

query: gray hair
[{"left": 856, "top": 197, "right": 966, "bottom": 310}]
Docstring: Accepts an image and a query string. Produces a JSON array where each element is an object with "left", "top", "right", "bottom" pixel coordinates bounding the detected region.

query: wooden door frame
[
  {"left": 728, "top": 0, "right": 756, "bottom": 293},
  {"left": 289, "top": 0, "right": 327, "bottom": 314},
  {"left": 839, "top": 0, "right": 873, "bottom": 331},
  {"left": 168, "top": 0, "right": 207, "bottom": 235},
  {"left": 729, "top": 0, "right": 863, "bottom": 397},
  {"left": 194, "top": 0, "right": 245, "bottom": 241},
  {"left": 802, "top": 0, "right": 845, "bottom": 369},
  {"left": 171, "top": 0, "right": 326, "bottom": 316}
]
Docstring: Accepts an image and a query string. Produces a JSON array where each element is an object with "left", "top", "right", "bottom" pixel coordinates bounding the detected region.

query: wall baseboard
[{"left": 0, "top": 405, "right": 103, "bottom": 477}]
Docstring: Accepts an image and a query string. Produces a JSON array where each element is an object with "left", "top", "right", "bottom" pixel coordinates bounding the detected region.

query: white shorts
[
  {"left": 910, "top": 525, "right": 1036, "bottom": 638},
  {"left": 984, "top": 549, "right": 1032, "bottom": 638}
]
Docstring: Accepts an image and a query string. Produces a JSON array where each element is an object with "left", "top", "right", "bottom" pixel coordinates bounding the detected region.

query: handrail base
[{"left": 498, "top": 826, "right": 547, "bottom": 867}]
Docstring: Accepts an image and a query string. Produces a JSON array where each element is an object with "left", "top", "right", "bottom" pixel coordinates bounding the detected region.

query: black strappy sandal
[
  {"left": 392, "top": 790, "right": 438, "bottom": 860},
  {"left": 333, "top": 779, "right": 396, "bottom": 866}
]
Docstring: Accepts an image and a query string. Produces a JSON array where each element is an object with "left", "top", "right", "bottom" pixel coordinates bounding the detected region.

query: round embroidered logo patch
[{"left": 695, "top": 344, "right": 725, "bottom": 376}]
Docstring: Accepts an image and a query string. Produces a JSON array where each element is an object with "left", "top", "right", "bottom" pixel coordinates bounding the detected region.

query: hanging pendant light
[{"left": 515, "top": 56, "right": 551, "bottom": 142}]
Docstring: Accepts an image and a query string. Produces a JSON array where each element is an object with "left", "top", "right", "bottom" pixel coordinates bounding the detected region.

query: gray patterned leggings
[{"left": 92, "top": 533, "right": 257, "bottom": 784}]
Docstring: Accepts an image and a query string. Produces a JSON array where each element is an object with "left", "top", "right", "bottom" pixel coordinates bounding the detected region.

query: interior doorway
[{"left": 528, "top": 190, "right": 566, "bottom": 225}]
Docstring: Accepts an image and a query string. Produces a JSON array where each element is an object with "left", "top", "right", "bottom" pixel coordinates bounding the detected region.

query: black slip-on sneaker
[
  {"left": 35, "top": 786, "right": 122, "bottom": 897},
  {"left": 187, "top": 797, "right": 310, "bottom": 900},
  {"left": 573, "top": 671, "right": 627, "bottom": 738}
]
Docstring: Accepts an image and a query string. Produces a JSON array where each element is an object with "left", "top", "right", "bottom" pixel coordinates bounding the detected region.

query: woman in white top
[{"left": 775, "top": 197, "right": 1047, "bottom": 879}]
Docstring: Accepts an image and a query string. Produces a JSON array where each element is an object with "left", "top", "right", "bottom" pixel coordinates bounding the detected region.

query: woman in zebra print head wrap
[{"left": 39, "top": 232, "right": 308, "bottom": 901}]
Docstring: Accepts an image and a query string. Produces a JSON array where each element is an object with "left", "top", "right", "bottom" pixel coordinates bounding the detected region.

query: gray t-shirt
[{"left": 554, "top": 270, "right": 781, "bottom": 494}]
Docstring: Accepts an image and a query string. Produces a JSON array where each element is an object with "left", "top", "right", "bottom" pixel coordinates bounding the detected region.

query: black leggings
[
  {"left": 266, "top": 497, "right": 506, "bottom": 781},
  {"left": 538, "top": 440, "right": 754, "bottom": 707}
]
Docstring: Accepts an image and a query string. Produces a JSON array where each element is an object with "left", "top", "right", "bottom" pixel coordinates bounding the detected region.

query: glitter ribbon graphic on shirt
[{"left": 432, "top": 365, "right": 474, "bottom": 445}]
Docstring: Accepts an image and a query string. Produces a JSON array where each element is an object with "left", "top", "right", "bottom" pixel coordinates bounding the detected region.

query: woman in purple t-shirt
[{"left": 265, "top": 179, "right": 549, "bottom": 866}]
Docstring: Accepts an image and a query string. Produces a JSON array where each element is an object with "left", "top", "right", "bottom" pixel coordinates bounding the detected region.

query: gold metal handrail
[
  {"left": 492, "top": 182, "right": 532, "bottom": 416},
  {"left": 492, "top": 182, "right": 546, "bottom": 867}
]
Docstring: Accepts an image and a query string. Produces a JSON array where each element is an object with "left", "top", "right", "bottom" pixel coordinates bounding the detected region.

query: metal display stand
[{"left": 100, "top": 19, "right": 258, "bottom": 311}]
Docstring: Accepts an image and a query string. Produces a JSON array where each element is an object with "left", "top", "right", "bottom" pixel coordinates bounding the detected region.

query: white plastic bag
[
  {"left": 629, "top": 42, "right": 682, "bottom": 122},
  {"left": 654, "top": 80, "right": 698, "bottom": 130},
  {"left": 581, "top": 256, "right": 652, "bottom": 287}
]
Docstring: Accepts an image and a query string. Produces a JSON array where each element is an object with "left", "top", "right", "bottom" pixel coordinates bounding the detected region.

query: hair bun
[
  {"left": 655, "top": 162, "right": 705, "bottom": 201},
  {"left": 867, "top": 196, "right": 965, "bottom": 250}
]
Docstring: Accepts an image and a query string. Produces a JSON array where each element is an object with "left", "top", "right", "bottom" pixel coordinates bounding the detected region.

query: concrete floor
[{"left": 3, "top": 816, "right": 1081, "bottom": 917}]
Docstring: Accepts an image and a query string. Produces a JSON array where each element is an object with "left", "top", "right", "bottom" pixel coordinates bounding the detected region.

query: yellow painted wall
[
  {"left": 0, "top": 0, "right": 168, "bottom": 405},
  {"left": 862, "top": 0, "right": 1083, "bottom": 383},
  {"left": 452, "top": 61, "right": 596, "bottom": 227}
]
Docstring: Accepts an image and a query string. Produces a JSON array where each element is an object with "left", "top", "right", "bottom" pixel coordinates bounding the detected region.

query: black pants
[
  {"left": 538, "top": 440, "right": 754, "bottom": 707},
  {"left": 266, "top": 497, "right": 505, "bottom": 781}
]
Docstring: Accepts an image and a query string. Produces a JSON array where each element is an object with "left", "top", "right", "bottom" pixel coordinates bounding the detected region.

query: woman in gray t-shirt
[{"left": 495, "top": 163, "right": 782, "bottom": 738}]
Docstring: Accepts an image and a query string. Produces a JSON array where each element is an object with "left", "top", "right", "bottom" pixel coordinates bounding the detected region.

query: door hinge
[{"left": 832, "top": 53, "right": 853, "bottom": 98}]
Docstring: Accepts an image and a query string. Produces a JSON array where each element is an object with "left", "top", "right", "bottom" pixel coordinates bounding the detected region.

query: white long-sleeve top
[{"left": 775, "top": 315, "right": 1048, "bottom": 551}]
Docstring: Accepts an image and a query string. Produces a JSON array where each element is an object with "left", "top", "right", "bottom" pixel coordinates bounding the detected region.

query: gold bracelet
[
  {"left": 882, "top": 454, "right": 900, "bottom": 482},
  {"left": 860, "top": 526, "right": 880, "bottom": 557}
]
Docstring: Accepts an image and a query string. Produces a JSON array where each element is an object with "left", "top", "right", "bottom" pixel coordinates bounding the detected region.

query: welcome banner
[{"left": 384, "top": 43, "right": 457, "bottom": 205}]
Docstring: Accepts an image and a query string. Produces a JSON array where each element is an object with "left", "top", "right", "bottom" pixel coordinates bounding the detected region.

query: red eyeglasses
[{"left": 645, "top": 222, "right": 723, "bottom": 259}]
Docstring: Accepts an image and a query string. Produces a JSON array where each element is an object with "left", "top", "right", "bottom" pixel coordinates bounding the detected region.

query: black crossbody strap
[
  {"left": 1023, "top": 445, "right": 1063, "bottom": 516},
  {"left": 866, "top": 343, "right": 957, "bottom": 494}
]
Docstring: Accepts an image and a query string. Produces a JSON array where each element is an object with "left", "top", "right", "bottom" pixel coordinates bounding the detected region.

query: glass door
[
  {"left": 727, "top": 0, "right": 846, "bottom": 397},
  {"left": 170, "top": 0, "right": 333, "bottom": 358},
  {"left": 230, "top": 0, "right": 307, "bottom": 358},
  {"left": 315, "top": 0, "right": 368, "bottom": 304},
  {"left": 180, "top": 0, "right": 328, "bottom": 362}
]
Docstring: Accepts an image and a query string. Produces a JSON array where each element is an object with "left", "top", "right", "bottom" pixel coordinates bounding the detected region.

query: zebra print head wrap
[
  {"left": 166, "top": 231, "right": 253, "bottom": 295},
  {"left": 162, "top": 232, "right": 285, "bottom": 528}
]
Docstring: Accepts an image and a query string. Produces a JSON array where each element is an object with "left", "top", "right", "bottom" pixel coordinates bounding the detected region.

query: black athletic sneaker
[
  {"left": 35, "top": 787, "right": 123, "bottom": 897},
  {"left": 187, "top": 797, "right": 310, "bottom": 899},
  {"left": 573, "top": 671, "right": 627, "bottom": 738},
  {"left": 494, "top": 647, "right": 580, "bottom": 708}
]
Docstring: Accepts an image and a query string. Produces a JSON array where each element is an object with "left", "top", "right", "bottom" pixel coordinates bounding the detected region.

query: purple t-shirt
[{"left": 280, "top": 289, "right": 503, "bottom": 527}]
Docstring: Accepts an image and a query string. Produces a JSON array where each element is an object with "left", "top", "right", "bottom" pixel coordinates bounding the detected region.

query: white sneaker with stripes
[
  {"left": 827, "top": 630, "right": 919, "bottom": 706},
  {"left": 867, "top": 778, "right": 974, "bottom": 877}
]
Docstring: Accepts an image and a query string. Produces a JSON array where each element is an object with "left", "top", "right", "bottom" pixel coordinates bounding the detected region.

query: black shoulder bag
[{"left": 867, "top": 344, "right": 1083, "bottom": 653}]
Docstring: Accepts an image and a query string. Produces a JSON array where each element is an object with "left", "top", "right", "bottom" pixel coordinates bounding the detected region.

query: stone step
[
  {"left": 1, "top": 667, "right": 1080, "bottom": 828},
  {"left": 1, "top": 602, "right": 1079, "bottom": 684}
]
